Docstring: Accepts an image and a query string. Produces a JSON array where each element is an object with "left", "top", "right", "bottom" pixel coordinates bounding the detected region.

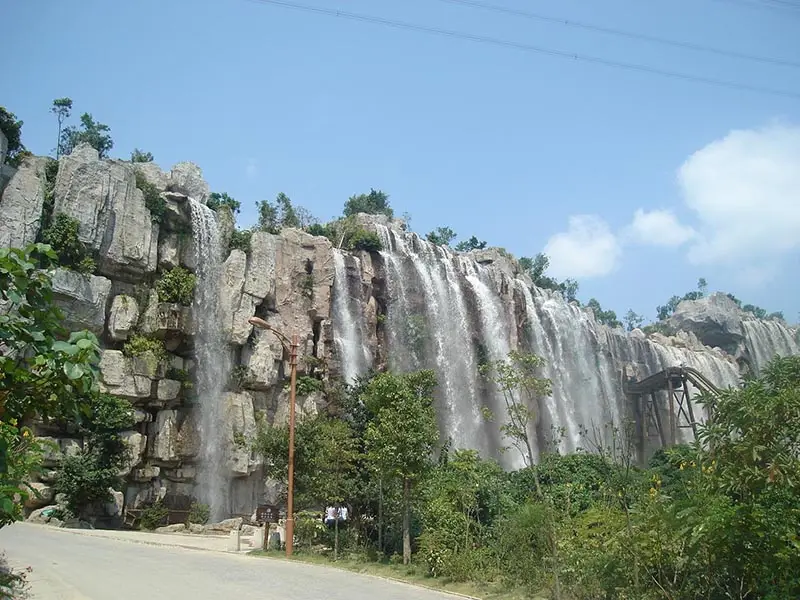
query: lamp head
[{"left": 248, "top": 317, "right": 271, "bottom": 330}]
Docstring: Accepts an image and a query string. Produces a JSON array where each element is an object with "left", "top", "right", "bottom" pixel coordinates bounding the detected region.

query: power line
[
  {"left": 245, "top": 0, "right": 800, "bottom": 100},
  {"left": 436, "top": 0, "right": 800, "bottom": 69}
]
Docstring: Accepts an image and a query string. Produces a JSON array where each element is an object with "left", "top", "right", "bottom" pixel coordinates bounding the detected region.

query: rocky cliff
[{"left": 1, "top": 146, "right": 797, "bottom": 520}]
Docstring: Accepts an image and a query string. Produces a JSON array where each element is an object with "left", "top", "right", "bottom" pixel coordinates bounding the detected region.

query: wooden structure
[{"left": 624, "top": 366, "right": 721, "bottom": 461}]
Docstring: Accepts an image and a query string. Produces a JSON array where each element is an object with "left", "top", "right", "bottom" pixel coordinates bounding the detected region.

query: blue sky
[{"left": 3, "top": 0, "right": 799, "bottom": 323}]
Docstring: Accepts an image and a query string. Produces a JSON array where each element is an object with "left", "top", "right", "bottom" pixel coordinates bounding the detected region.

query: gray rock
[
  {"left": 188, "top": 523, "right": 204, "bottom": 534},
  {"left": 131, "top": 464, "right": 161, "bottom": 482},
  {"left": 118, "top": 431, "right": 147, "bottom": 477},
  {"left": 54, "top": 144, "right": 158, "bottom": 279},
  {"left": 244, "top": 231, "right": 277, "bottom": 299},
  {"left": 156, "top": 523, "right": 187, "bottom": 533},
  {"left": 108, "top": 294, "right": 139, "bottom": 341},
  {"left": 24, "top": 482, "right": 55, "bottom": 509},
  {"left": 158, "top": 232, "right": 181, "bottom": 269},
  {"left": 0, "top": 155, "right": 48, "bottom": 248},
  {"left": 162, "top": 466, "right": 196, "bottom": 483},
  {"left": 668, "top": 293, "right": 745, "bottom": 354},
  {"left": 105, "top": 489, "right": 124, "bottom": 517},
  {"left": 51, "top": 269, "right": 112, "bottom": 336},
  {"left": 241, "top": 334, "right": 282, "bottom": 390},
  {"left": 220, "top": 250, "right": 259, "bottom": 345},
  {"left": 176, "top": 410, "right": 201, "bottom": 460},
  {"left": 39, "top": 437, "right": 82, "bottom": 467},
  {"left": 99, "top": 350, "right": 152, "bottom": 400},
  {"left": 157, "top": 379, "right": 182, "bottom": 402},
  {"left": 27, "top": 506, "right": 58, "bottom": 524},
  {"left": 224, "top": 392, "right": 261, "bottom": 477},
  {"left": 133, "top": 161, "right": 168, "bottom": 189},
  {"left": 141, "top": 290, "right": 194, "bottom": 337},
  {"left": 147, "top": 410, "right": 180, "bottom": 464},
  {"left": 202, "top": 517, "right": 243, "bottom": 535},
  {"left": 168, "top": 162, "right": 209, "bottom": 204}
]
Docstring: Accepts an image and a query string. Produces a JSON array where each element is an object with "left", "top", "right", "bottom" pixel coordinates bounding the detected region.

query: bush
[
  {"left": 295, "top": 375, "right": 323, "bottom": 397},
  {"left": 345, "top": 229, "right": 382, "bottom": 252},
  {"left": 41, "top": 213, "right": 96, "bottom": 273},
  {"left": 207, "top": 192, "right": 240, "bottom": 214},
  {"left": 123, "top": 334, "right": 168, "bottom": 365},
  {"left": 228, "top": 229, "right": 252, "bottom": 253},
  {"left": 135, "top": 171, "right": 166, "bottom": 223},
  {"left": 140, "top": 501, "right": 169, "bottom": 530},
  {"left": 155, "top": 266, "right": 196, "bottom": 305},
  {"left": 187, "top": 502, "right": 210, "bottom": 525},
  {"left": 130, "top": 149, "right": 153, "bottom": 163}
]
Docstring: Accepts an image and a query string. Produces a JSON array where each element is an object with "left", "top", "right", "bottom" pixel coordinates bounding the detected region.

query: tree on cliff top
[
  {"left": 0, "top": 106, "right": 27, "bottom": 167},
  {"left": 343, "top": 189, "right": 393, "bottom": 219},
  {"left": 59, "top": 113, "right": 113, "bottom": 159},
  {"left": 51, "top": 97, "right": 72, "bottom": 158}
]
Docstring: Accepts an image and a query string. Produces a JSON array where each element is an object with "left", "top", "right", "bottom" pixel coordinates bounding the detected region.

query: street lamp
[{"left": 248, "top": 316, "right": 299, "bottom": 557}]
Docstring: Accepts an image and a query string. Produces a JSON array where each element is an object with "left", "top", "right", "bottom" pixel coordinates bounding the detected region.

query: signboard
[{"left": 256, "top": 504, "right": 279, "bottom": 524}]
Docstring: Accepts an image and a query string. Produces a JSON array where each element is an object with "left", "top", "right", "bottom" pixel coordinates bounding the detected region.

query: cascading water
[
  {"left": 367, "top": 223, "right": 756, "bottom": 465},
  {"left": 189, "top": 199, "right": 232, "bottom": 522},
  {"left": 331, "top": 250, "right": 372, "bottom": 383},
  {"left": 741, "top": 318, "right": 799, "bottom": 373}
]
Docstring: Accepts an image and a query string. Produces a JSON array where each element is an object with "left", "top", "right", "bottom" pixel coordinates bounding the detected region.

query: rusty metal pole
[
  {"left": 667, "top": 375, "right": 676, "bottom": 446},
  {"left": 285, "top": 334, "right": 299, "bottom": 558}
]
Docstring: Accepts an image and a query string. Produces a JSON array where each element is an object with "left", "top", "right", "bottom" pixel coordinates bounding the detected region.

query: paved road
[{"left": 1, "top": 524, "right": 458, "bottom": 600}]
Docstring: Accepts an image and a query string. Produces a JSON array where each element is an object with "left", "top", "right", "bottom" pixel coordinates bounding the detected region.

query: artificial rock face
[{"left": 4, "top": 147, "right": 796, "bottom": 523}]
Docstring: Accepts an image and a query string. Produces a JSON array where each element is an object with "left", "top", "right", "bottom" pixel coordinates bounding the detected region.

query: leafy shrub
[
  {"left": 166, "top": 367, "right": 193, "bottom": 390},
  {"left": 295, "top": 375, "right": 323, "bottom": 397},
  {"left": 123, "top": 334, "right": 168, "bottom": 365},
  {"left": 140, "top": 501, "right": 169, "bottom": 530},
  {"left": 187, "top": 502, "right": 210, "bottom": 525},
  {"left": 155, "top": 266, "right": 196, "bottom": 305},
  {"left": 40, "top": 160, "right": 59, "bottom": 232},
  {"left": 343, "top": 188, "right": 393, "bottom": 218},
  {"left": 229, "top": 229, "right": 252, "bottom": 253},
  {"left": 41, "top": 213, "right": 96, "bottom": 273},
  {"left": 294, "top": 510, "right": 326, "bottom": 548},
  {"left": 130, "top": 149, "right": 153, "bottom": 163},
  {"left": 207, "top": 192, "right": 240, "bottom": 214},
  {"left": 345, "top": 229, "right": 382, "bottom": 252},
  {"left": 54, "top": 393, "right": 134, "bottom": 517},
  {"left": 135, "top": 171, "right": 166, "bottom": 223}
]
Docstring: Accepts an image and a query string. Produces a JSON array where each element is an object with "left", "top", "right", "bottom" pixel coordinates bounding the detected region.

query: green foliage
[
  {"left": 155, "top": 266, "right": 196, "bottom": 305},
  {"left": 207, "top": 191, "right": 240, "bottom": 214},
  {"left": 228, "top": 229, "right": 252, "bottom": 253},
  {"left": 343, "top": 188, "right": 393, "bottom": 218},
  {"left": 130, "top": 148, "right": 154, "bottom": 162},
  {"left": 479, "top": 351, "right": 551, "bottom": 468},
  {"left": 641, "top": 321, "right": 675, "bottom": 336},
  {"left": 135, "top": 171, "right": 166, "bottom": 223},
  {"left": 0, "top": 106, "right": 25, "bottom": 166},
  {"left": 59, "top": 112, "right": 113, "bottom": 158},
  {"left": 187, "top": 502, "right": 210, "bottom": 525},
  {"left": 0, "top": 245, "right": 104, "bottom": 528},
  {"left": 454, "top": 236, "right": 487, "bottom": 252},
  {"left": 296, "top": 375, "right": 323, "bottom": 397},
  {"left": 55, "top": 393, "right": 134, "bottom": 517},
  {"left": 519, "top": 253, "right": 579, "bottom": 302},
  {"left": 586, "top": 298, "right": 622, "bottom": 328},
  {"left": 256, "top": 193, "right": 316, "bottom": 233},
  {"left": 0, "top": 552, "right": 31, "bottom": 598},
  {"left": 306, "top": 222, "right": 334, "bottom": 239},
  {"left": 425, "top": 226, "right": 457, "bottom": 247},
  {"left": 40, "top": 160, "right": 59, "bottom": 233},
  {"left": 122, "top": 334, "right": 168, "bottom": 366},
  {"left": 229, "top": 365, "right": 255, "bottom": 391},
  {"left": 623, "top": 309, "right": 644, "bottom": 331},
  {"left": 345, "top": 229, "right": 382, "bottom": 252},
  {"left": 41, "top": 213, "right": 96, "bottom": 273},
  {"left": 51, "top": 98, "right": 72, "bottom": 159},
  {"left": 140, "top": 501, "right": 169, "bottom": 530}
]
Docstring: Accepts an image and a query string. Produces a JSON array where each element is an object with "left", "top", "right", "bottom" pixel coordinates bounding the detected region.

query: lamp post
[{"left": 248, "top": 317, "right": 299, "bottom": 557}]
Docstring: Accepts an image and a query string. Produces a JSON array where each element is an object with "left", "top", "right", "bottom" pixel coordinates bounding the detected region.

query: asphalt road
[{"left": 0, "top": 524, "right": 459, "bottom": 600}]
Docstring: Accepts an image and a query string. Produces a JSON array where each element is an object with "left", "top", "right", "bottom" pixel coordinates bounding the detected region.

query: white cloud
[
  {"left": 679, "top": 124, "right": 800, "bottom": 272},
  {"left": 544, "top": 215, "right": 622, "bottom": 278},
  {"left": 626, "top": 209, "right": 696, "bottom": 247},
  {"left": 245, "top": 158, "right": 259, "bottom": 179}
]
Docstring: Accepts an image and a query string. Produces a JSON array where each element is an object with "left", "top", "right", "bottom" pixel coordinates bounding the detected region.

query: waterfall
[
  {"left": 366, "top": 224, "right": 749, "bottom": 464},
  {"left": 331, "top": 249, "right": 372, "bottom": 383},
  {"left": 189, "top": 199, "right": 232, "bottom": 522},
  {"left": 741, "top": 318, "right": 799, "bottom": 373}
]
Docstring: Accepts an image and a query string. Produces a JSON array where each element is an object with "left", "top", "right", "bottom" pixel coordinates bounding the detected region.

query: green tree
[
  {"left": 623, "top": 309, "right": 644, "bottom": 332},
  {"left": 426, "top": 226, "right": 457, "bottom": 247},
  {"left": 454, "top": 236, "right": 487, "bottom": 252},
  {"left": 276, "top": 193, "right": 299, "bottom": 228},
  {"left": 0, "top": 245, "right": 103, "bottom": 527},
  {"left": 207, "top": 192, "right": 241, "bottom": 214},
  {"left": 50, "top": 98, "right": 72, "bottom": 159},
  {"left": 256, "top": 198, "right": 280, "bottom": 234},
  {"left": 0, "top": 106, "right": 26, "bottom": 167},
  {"left": 586, "top": 298, "right": 622, "bottom": 328},
  {"left": 559, "top": 278, "right": 579, "bottom": 303},
  {"left": 363, "top": 371, "right": 439, "bottom": 564},
  {"left": 343, "top": 188, "right": 393, "bottom": 218},
  {"left": 60, "top": 113, "right": 113, "bottom": 158},
  {"left": 130, "top": 148, "right": 154, "bottom": 163},
  {"left": 479, "top": 351, "right": 551, "bottom": 470}
]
